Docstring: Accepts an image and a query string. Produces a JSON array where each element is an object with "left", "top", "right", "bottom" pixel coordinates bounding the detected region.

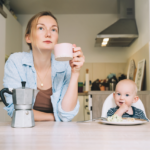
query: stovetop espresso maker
[{"left": 0, "top": 81, "right": 39, "bottom": 128}]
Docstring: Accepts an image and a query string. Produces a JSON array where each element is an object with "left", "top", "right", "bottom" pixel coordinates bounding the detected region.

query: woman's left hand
[{"left": 69, "top": 44, "right": 85, "bottom": 74}]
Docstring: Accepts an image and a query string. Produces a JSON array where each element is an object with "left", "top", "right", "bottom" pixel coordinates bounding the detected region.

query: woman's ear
[
  {"left": 133, "top": 96, "right": 139, "bottom": 103},
  {"left": 25, "top": 34, "right": 31, "bottom": 44}
]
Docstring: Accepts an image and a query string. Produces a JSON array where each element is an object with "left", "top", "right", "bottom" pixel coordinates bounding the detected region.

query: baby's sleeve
[
  {"left": 107, "top": 108, "right": 115, "bottom": 117},
  {"left": 139, "top": 111, "right": 149, "bottom": 122}
]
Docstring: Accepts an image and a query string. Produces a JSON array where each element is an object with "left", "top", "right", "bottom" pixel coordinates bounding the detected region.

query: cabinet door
[
  {"left": 72, "top": 96, "right": 85, "bottom": 122},
  {"left": 84, "top": 95, "right": 90, "bottom": 121},
  {"left": 92, "top": 94, "right": 110, "bottom": 119}
]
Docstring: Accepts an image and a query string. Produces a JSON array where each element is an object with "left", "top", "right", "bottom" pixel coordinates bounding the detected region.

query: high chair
[{"left": 101, "top": 93, "right": 147, "bottom": 118}]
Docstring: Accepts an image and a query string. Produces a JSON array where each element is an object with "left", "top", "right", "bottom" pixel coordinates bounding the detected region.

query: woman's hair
[{"left": 25, "top": 11, "right": 59, "bottom": 50}]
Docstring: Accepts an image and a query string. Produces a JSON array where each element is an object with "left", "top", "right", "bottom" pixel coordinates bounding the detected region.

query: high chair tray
[{"left": 98, "top": 118, "right": 148, "bottom": 126}]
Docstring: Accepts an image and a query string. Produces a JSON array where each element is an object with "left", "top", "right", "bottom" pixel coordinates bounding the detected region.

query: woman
[{"left": 3, "top": 11, "right": 85, "bottom": 122}]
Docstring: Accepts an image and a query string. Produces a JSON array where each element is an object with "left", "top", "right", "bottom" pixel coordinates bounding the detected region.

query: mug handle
[{"left": 0, "top": 88, "right": 13, "bottom": 106}]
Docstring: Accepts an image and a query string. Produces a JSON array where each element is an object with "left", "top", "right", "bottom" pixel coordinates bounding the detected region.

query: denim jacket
[{"left": 3, "top": 51, "right": 79, "bottom": 122}]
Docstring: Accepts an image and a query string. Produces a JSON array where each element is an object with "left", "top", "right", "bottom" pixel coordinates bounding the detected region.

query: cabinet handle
[
  {"left": 85, "top": 105, "right": 88, "bottom": 109},
  {"left": 86, "top": 99, "right": 88, "bottom": 102},
  {"left": 87, "top": 112, "right": 90, "bottom": 115}
]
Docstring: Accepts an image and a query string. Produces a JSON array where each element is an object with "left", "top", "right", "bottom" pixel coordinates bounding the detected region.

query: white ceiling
[{"left": 10, "top": 0, "right": 118, "bottom": 14}]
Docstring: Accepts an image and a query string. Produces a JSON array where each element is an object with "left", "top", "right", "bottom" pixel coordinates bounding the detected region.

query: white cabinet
[
  {"left": 72, "top": 96, "right": 85, "bottom": 122},
  {"left": 72, "top": 95, "right": 90, "bottom": 122},
  {"left": 3, "top": 5, "right": 22, "bottom": 56},
  {"left": 0, "top": 5, "right": 22, "bottom": 90},
  {"left": 0, "top": 13, "right": 6, "bottom": 90},
  {"left": 84, "top": 95, "right": 91, "bottom": 121}
]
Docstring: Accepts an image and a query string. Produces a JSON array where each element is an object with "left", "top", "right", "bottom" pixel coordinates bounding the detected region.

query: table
[{"left": 0, "top": 121, "right": 150, "bottom": 150}]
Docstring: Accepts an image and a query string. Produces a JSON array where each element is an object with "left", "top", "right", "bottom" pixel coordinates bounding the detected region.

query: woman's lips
[{"left": 43, "top": 41, "right": 52, "bottom": 44}]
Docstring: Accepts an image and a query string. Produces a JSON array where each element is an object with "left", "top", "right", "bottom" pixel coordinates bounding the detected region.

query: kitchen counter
[
  {"left": 78, "top": 92, "right": 88, "bottom": 96},
  {"left": 88, "top": 90, "right": 150, "bottom": 95},
  {"left": 0, "top": 121, "right": 150, "bottom": 150}
]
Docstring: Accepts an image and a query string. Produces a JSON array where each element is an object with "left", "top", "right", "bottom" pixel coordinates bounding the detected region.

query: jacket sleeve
[
  {"left": 57, "top": 64, "right": 80, "bottom": 122},
  {"left": 3, "top": 55, "right": 22, "bottom": 117}
]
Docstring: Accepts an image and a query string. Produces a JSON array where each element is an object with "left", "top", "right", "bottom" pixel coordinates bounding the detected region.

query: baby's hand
[
  {"left": 120, "top": 103, "right": 129, "bottom": 113},
  {"left": 115, "top": 103, "right": 129, "bottom": 117}
]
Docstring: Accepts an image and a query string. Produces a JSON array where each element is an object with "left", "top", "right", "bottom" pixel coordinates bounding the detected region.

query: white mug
[{"left": 54, "top": 43, "right": 73, "bottom": 61}]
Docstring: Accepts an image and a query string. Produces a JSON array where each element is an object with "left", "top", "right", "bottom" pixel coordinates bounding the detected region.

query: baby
[{"left": 107, "top": 79, "right": 149, "bottom": 121}]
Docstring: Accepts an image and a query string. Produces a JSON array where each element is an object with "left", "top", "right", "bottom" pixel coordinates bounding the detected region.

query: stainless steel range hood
[{"left": 95, "top": 0, "right": 138, "bottom": 47}]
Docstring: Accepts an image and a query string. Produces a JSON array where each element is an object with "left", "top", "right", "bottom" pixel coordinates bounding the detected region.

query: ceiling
[{"left": 9, "top": 0, "right": 118, "bottom": 14}]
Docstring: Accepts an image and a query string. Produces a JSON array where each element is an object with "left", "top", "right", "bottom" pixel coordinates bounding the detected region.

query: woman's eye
[
  {"left": 126, "top": 94, "right": 129, "bottom": 96},
  {"left": 52, "top": 29, "right": 56, "bottom": 32},
  {"left": 117, "top": 93, "right": 120, "bottom": 96},
  {"left": 39, "top": 27, "right": 43, "bottom": 30}
]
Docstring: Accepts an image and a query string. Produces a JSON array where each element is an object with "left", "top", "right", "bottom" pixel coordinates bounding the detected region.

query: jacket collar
[
  {"left": 22, "top": 50, "right": 34, "bottom": 67},
  {"left": 22, "top": 50, "right": 66, "bottom": 73}
]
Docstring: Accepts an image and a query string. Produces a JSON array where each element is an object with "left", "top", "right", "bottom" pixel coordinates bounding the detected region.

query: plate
[{"left": 98, "top": 118, "right": 148, "bottom": 126}]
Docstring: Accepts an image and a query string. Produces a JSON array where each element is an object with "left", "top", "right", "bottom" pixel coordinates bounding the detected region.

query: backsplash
[{"left": 78, "top": 62, "right": 126, "bottom": 83}]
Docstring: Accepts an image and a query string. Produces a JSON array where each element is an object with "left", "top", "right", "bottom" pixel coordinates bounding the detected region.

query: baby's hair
[{"left": 116, "top": 79, "right": 137, "bottom": 95}]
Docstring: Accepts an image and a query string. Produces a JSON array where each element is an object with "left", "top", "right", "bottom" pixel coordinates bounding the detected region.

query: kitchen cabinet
[
  {"left": 0, "top": 13, "right": 6, "bottom": 90},
  {"left": 0, "top": 5, "right": 22, "bottom": 90},
  {"left": 72, "top": 94, "right": 90, "bottom": 122},
  {"left": 3, "top": 5, "right": 22, "bottom": 56},
  {"left": 89, "top": 91, "right": 150, "bottom": 120}
]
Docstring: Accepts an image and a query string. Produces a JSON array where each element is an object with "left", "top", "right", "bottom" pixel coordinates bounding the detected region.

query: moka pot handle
[{"left": 0, "top": 88, "right": 13, "bottom": 106}]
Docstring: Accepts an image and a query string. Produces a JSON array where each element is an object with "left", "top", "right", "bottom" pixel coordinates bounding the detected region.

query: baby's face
[{"left": 114, "top": 81, "right": 136, "bottom": 107}]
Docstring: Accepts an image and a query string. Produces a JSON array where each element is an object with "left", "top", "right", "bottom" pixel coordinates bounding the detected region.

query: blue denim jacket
[{"left": 3, "top": 51, "right": 79, "bottom": 122}]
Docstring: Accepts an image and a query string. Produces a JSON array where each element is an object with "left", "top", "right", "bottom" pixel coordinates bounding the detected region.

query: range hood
[{"left": 95, "top": 0, "right": 138, "bottom": 47}]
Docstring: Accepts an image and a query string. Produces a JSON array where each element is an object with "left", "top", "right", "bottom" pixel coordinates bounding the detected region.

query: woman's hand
[{"left": 69, "top": 44, "right": 85, "bottom": 74}]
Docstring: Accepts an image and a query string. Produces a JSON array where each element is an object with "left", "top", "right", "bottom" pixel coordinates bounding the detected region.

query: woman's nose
[{"left": 45, "top": 29, "right": 51, "bottom": 37}]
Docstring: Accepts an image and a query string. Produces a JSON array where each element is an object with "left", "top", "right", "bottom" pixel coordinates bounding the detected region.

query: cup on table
[{"left": 54, "top": 43, "right": 73, "bottom": 61}]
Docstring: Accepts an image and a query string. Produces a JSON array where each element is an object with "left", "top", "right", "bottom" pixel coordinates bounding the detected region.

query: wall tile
[
  {"left": 78, "top": 63, "right": 93, "bottom": 83},
  {"left": 92, "top": 63, "right": 106, "bottom": 81}
]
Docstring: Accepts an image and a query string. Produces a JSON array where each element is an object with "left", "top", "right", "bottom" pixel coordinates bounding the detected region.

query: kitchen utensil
[
  {"left": 54, "top": 43, "right": 73, "bottom": 61},
  {"left": 109, "top": 79, "right": 116, "bottom": 91},
  {"left": 0, "top": 81, "right": 39, "bottom": 128}
]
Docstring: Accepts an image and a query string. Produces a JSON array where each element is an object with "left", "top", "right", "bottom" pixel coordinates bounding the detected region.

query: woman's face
[{"left": 31, "top": 15, "right": 58, "bottom": 51}]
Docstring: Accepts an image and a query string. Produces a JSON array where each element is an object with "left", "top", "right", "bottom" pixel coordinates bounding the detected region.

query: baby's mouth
[{"left": 119, "top": 102, "right": 124, "bottom": 105}]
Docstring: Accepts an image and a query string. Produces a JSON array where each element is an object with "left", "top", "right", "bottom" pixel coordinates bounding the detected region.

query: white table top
[{"left": 0, "top": 121, "right": 150, "bottom": 150}]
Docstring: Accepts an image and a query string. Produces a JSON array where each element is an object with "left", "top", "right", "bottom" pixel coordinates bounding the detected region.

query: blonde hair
[{"left": 25, "top": 11, "right": 59, "bottom": 50}]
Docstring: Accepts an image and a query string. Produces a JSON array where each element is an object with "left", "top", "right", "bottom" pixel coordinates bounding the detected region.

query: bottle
[
  {"left": 85, "top": 69, "right": 89, "bottom": 92},
  {"left": 109, "top": 79, "right": 116, "bottom": 91},
  {"left": 105, "top": 79, "right": 109, "bottom": 91}
]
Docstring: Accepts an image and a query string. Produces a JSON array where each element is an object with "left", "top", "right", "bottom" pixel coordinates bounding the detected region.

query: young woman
[{"left": 3, "top": 11, "right": 85, "bottom": 122}]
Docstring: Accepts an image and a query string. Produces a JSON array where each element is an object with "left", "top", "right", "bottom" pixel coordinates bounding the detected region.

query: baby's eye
[
  {"left": 117, "top": 93, "right": 120, "bottom": 96},
  {"left": 126, "top": 94, "right": 129, "bottom": 97}
]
